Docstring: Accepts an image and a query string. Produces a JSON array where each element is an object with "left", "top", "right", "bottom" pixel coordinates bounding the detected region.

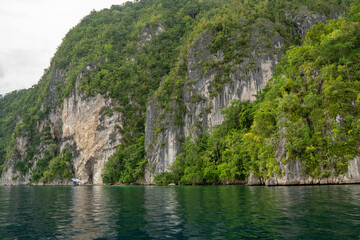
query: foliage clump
[
  {"left": 31, "top": 147, "right": 73, "bottom": 183},
  {"left": 246, "top": 6, "right": 360, "bottom": 178},
  {"left": 102, "top": 136, "right": 147, "bottom": 184},
  {"left": 155, "top": 101, "right": 254, "bottom": 185}
]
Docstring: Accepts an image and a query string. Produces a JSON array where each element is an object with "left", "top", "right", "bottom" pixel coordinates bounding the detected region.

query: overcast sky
[{"left": 0, "top": 0, "right": 129, "bottom": 95}]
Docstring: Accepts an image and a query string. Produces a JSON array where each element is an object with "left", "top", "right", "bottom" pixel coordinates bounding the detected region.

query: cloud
[
  {"left": 0, "top": 49, "right": 48, "bottom": 94},
  {"left": 0, "top": 64, "right": 4, "bottom": 78}
]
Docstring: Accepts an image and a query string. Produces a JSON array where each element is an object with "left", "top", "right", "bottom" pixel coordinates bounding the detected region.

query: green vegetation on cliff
[
  {"left": 155, "top": 100, "right": 256, "bottom": 185},
  {"left": 155, "top": 4, "right": 360, "bottom": 185},
  {"left": 246, "top": 5, "right": 360, "bottom": 179},
  {"left": 0, "top": 73, "right": 55, "bottom": 176}
]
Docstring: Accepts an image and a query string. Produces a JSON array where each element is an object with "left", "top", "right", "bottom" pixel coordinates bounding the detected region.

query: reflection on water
[
  {"left": 63, "top": 186, "right": 108, "bottom": 239},
  {"left": 143, "top": 186, "right": 181, "bottom": 238},
  {"left": 1, "top": 185, "right": 360, "bottom": 239}
]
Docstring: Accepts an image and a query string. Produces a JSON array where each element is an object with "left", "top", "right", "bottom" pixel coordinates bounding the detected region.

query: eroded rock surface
[{"left": 1, "top": 65, "right": 122, "bottom": 185}]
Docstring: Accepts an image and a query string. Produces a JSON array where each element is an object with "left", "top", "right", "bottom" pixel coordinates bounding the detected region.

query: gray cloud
[
  {"left": 0, "top": 49, "right": 48, "bottom": 95},
  {"left": 0, "top": 64, "right": 4, "bottom": 78}
]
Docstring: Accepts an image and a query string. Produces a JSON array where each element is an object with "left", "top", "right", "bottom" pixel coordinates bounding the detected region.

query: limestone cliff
[
  {"left": 59, "top": 83, "right": 122, "bottom": 184},
  {"left": 145, "top": 20, "right": 283, "bottom": 183},
  {"left": 144, "top": 7, "right": 347, "bottom": 184},
  {"left": 1, "top": 136, "right": 31, "bottom": 185},
  {"left": 1, "top": 65, "right": 122, "bottom": 185},
  {"left": 247, "top": 136, "right": 360, "bottom": 186}
]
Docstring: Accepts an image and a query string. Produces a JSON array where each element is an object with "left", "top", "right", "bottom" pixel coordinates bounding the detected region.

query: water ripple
[{"left": 1, "top": 185, "right": 360, "bottom": 239}]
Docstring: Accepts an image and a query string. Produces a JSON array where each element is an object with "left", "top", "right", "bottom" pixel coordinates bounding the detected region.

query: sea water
[{"left": 0, "top": 185, "right": 359, "bottom": 239}]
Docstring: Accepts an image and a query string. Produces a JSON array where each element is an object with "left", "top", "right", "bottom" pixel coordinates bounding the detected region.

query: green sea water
[{"left": 0, "top": 185, "right": 359, "bottom": 239}]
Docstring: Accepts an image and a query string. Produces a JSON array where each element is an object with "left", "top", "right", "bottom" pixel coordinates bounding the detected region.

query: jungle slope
[
  {"left": 0, "top": 0, "right": 357, "bottom": 185},
  {"left": 153, "top": 4, "right": 360, "bottom": 186}
]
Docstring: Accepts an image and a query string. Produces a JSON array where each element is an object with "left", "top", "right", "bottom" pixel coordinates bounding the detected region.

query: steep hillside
[
  {"left": 153, "top": 4, "right": 360, "bottom": 185},
  {"left": 0, "top": 0, "right": 356, "bottom": 185},
  {"left": 0, "top": 0, "right": 232, "bottom": 184},
  {"left": 145, "top": 0, "right": 355, "bottom": 183},
  {"left": 246, "top": 5, "right": 360, "bottom": 185}
]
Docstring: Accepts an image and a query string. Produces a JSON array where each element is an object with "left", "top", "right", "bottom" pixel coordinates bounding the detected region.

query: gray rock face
[
  {"left": 291, "top": 6, "right": 328, "bottom": 38},
  {"left": 246, "top": 118, "right": 360, "bottom": 186},
  {"left": 1, "top": 64, "right": 123, "bottom": 185},
  {"left": 246, "top": 157, "right": 360, "bottom": 186},
  {"left": 144, "top": 99, "right": 184, "bottom": 184},
  {"left": 60, "top": 85, "right": 122, "bottom": 184},
  {"left": 260, "top": 133, "right": 360, "bottom": 185},
  {"left": 140, "top": 23, "right": 165, "bottom": 46},
  {"left": 247, "top": 172, "right": 264, "bottom": 186},
  {"left": 246, "top": 99, "right": 360, "bottom": 186},
  {"left": 1, "top": 137, "right": 31, "bottom": 185},
  {"left": 145, "top": 19, "right": 283, "bottom": 184},
  {"left": 183, "top": 27, "right": 280, "bottom": 135}
]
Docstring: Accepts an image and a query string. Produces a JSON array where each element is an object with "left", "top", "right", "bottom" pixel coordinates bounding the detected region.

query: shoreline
[{"left": 2, "top": 180, "right": 360, "bottom": 187}]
